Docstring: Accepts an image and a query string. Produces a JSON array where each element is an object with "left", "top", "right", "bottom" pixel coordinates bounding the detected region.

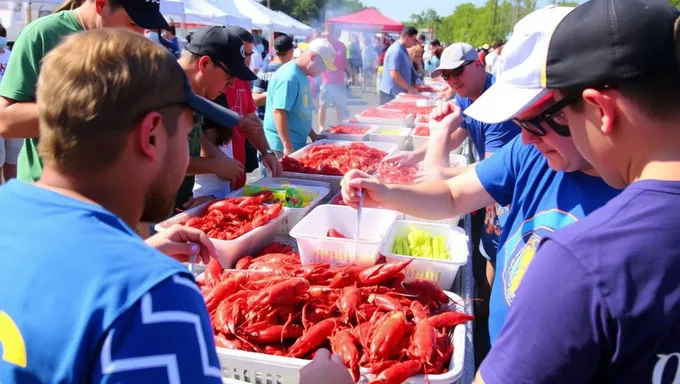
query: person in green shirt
[{"left": 0, "top": 0, "right": 171, "bottom": 183}]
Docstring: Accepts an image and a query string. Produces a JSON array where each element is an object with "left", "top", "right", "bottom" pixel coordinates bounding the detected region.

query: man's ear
[
  {"left": 197, "top": 56, "right": 212, "bottom": 72},
  {"left": 582, "top": 88, "right": 617, "bottom": 136},
  {"left": 136, "top": 111, "right": 163, "bottom": 162}
]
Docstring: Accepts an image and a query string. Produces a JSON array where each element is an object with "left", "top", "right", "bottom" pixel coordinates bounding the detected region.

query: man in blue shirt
[
  {"left": 379, "top": 26, "right": 419, "bottom": 104},
  {"left": 340, "top": 5, "right": 620, "bottom": 345},
  {"left": 264, "top": 38, "right": 334, "bottom": 157},
  {"left": 253, "top": 34, "right": 296, "bottom": 121},
  {"left": 471, "top": 1, "right": 680, "bottom": 383}
]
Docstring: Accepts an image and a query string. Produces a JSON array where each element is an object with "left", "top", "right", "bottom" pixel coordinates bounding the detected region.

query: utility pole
[
  {"left": 489, "top": 0, "right": 498, "bottom": 43},
  {"left": 267, "top": 0, "right": 271, "bottom": 8}
]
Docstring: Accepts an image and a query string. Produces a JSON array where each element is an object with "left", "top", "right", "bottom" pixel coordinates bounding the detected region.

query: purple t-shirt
[{"left": 480, "top": 179, "right": 680, "bottom": 384}]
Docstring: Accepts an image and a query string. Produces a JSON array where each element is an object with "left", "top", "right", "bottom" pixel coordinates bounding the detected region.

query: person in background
[
  {"left": 361, "top": 36, "right": 378, "bottom": 92},
  {"left": 318, "top": 24, "right": 353, "bottom": 131},
  {"left": 478, "top": 44, "right": 489, "bottom": 65},
  {"left": 408, "top": 43, "right": 425, "bottom": 86},
  {"left": 264, "top": 38, "right": 335, "bottom": 157},
  {"left": 224, "top": 26, "right": 282, "bottom": 188},
  {"left": 379, "top": 26, "right": 419, "bottom": 103},
  {"left": 250, "top": 35, "right": 264, "bottom": 75},
  {"left": 485, "top": 40, "right": 504, "bottom": 76},
  {"left": 473, "top": 1, "right": 680, "bottom": 382},
  {"left": 0, "top": 0, "right": 170, "bottom": 184},
  {"left": 253, "top": 34, "right": 296, "bottom": 121},
  {"left": 163, "top": 23, "right": 180, "bottom": 57},
  {"left": 348, "top": 34, "right": 362, "bottom": 86},
  {"left": 425, "top": 39, "right": 442, "bottom": 75},
  {"left": 0, "top": 23, "right": 22, "bottom": 182}
]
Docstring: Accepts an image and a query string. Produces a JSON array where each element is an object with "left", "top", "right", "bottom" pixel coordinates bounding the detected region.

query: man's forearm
[
  {"left": 200, "top": 133, "right": 228, "bottom": 159},
  {"left": 273, "top": 110, "right": 292, "bottom": 151},
  {"left": 390, "top": 70, "right": 411, "bottom": 91},
  {"left": 0, "top": 100, "right": 40, "bottom": 139},
  {"left": 253, "top": 92, "right": 267, "bottom": 107},
  {"left": 441, "top": 163, "right": 475, "bottom": 178},
  {"left": 185, "top": 157, "right": 221, "bottom": 176},
  {"left": 383, "top": 181, "right": 459, "bottom": 220},
  {"left": 423, "top": 128, "right": 468, "bottom": 169}
]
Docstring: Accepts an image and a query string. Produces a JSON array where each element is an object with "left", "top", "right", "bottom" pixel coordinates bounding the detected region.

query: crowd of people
[{"left": 1, "top": 0, "right": 680, "bottom": 382}]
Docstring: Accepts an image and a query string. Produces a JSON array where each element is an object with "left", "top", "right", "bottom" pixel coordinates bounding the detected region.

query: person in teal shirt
[{"left": 264, "top": 38, "right": 335, "bottom": 156}]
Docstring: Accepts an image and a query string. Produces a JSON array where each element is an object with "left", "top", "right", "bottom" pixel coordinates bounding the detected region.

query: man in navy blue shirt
[
  {"left": 468, "top": 1, "right": 680, "bottom": 383},
  {"left": 252, "top": 34, "right": 296, "bottom": 121}
]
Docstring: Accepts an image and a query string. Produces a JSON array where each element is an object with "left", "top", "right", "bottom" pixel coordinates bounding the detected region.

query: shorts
[
  {"left": 0, "top": 138, "right": 23, "bottom": 166},
  {"left": 319, "top": 83, "right": 347, "bottom": 107},
  {"left": 349, "top": 58, "right": 362, "bottom": 73}
]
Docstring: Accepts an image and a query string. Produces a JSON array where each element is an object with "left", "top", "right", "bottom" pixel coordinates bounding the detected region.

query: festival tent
[
  {"left": 327, "top": 8, "right": 403, "bottom": 32},
  {"left": 232, "top": 0, "right": 303, "bottom": 34},
  {"left": 274, "top": 11, "right": 314, "bottom": 36},
  {"left": 192, "top": 0, "right": 252, "bottom": 28}
]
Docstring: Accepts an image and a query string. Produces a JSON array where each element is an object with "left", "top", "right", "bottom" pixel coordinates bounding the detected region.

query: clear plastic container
[
  {"left": 380, "top": 220, "right": 469, "bottom": 289},
  {"left": 367, "top": 126, "right": 413, "bottom": 148},
  {"left": 289, "top": 205, "right": 398, "bottom": 267},
  {"left": 321, "top": 122, "right": 377, "bottom": 141},
  {"left": 355, "top": 107, "right": 415, "bottom": 127}
]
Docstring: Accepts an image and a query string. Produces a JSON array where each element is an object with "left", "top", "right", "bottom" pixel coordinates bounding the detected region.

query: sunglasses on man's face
[
  {"left": 211, "top": 59, "right": 231, "bottom": 77},
  {"left": 512, "top": 93, "right": 581, "bottom": 137},
  {"left": 441, "top": 61, "right": 474, "bottom": 80}
]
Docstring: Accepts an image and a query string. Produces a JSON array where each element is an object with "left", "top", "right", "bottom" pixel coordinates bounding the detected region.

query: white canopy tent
[
  {"left": 231, "top": 0, "right": 301, "bottom": 34},
  {"left": 274, "top": 11, "right": 313, "bottom": 36},
  {"left": 162, "top": 0, "right": 251, "bottom": 28}
]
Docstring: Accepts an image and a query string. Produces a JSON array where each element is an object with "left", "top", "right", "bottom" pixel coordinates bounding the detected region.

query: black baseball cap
[
  {"left": 546, "top": 0, "right": 680, "bottom": 89},
  {"left": 185, "top": 26, "right": 257, "bottom": 81},
  {"left": 274, "top": 34, "right": 295, "bottom": 52},
  {"left": 119, "top": 0, "right": 169, "bottom": 30}
]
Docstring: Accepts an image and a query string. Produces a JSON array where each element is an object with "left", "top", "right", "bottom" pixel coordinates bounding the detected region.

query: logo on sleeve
[{"left": 652, "top": 353, "right": 680, "bottom": 384}]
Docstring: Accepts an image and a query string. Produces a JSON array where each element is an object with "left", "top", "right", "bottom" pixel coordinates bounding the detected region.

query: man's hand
[
  {"left": 212, "top": 157, "right": 245, "bottom": 181},
  {"left": 262, "top": 152, "right": 283, "bottom": 177},
  {"left": 283, "top": 144, "right": 296, "bottom": 157},
  {"left": 383, "top": 150, "right": 421, "bottom": 167},
  {"left": 430, "top": 102, "right": 464, "bottom": 134},
  {"left": 183, "top": 195, "right": 216, "bottom": 210},
  {"left": 145, "top": 224, "right": 217, "bottom": 264},
  {"left": 340, "top": 170, "right": 389, "bottom": 209},
  {"left": 299, "top": 349, "right": 354, "bottom": 384},
  {"left": 309, "top": 130, "right": 327, "bottom": 142},
  {"left": 437, "top": 85, "right": 455, "bottom": 100},
  {"left": 407, "top": 86, "right": 419, "bottom": 94},
  {"left": 238, "top": 114, "right": 263, "bottom": 134}
]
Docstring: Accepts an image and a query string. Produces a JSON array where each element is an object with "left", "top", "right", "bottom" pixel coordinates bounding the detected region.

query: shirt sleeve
[
  {"left": 270, "top": 77, "right": 298, "bottom": 112},
  {"left": 92, "top": 274, "right": 222, "bottom": 384},
  {"left": 479, "top": 239, "right": 606, "bottom": 384},
  {"left": 484, "top": 120, "right": 521, "bottom": 153},
  {"left": 252, "top": 76, "right": 266, "bottom": 94},
  {"left": 384, "top": 50, "right": 398, "bottom": 72},
  {"left": 474, "top": 136, "right": 522, "bottom": 206},
  {"left": 0, "top": 29, "right": 43, "bottom": 101}
]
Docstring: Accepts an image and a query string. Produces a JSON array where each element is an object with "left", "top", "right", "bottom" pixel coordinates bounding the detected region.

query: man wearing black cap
[
  {"left": 0, "top": 0, "right": 170, "bottom": 184},
  {"left": 253, "top": 34, "right": 296, "bottom": 121},
  {"left": 472, "top": 1, "right": 680, "bottom": 383}
]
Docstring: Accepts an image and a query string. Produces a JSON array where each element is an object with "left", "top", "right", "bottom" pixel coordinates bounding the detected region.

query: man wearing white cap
[
  {"left": 340, "top": 5, "right": 620, "bottom": 347},
  {"left": 264, "top": 38, "right": 335, "bottom": 157}
]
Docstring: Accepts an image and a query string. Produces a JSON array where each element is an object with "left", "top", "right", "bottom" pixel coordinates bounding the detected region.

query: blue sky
[{"left": 362, "top": 0, "right": 558, "bottom": 22}]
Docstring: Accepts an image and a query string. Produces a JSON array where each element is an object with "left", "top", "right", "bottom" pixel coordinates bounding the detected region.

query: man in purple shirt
[{"left": 467, "top": 1, "right": 680, "bottom": 383}]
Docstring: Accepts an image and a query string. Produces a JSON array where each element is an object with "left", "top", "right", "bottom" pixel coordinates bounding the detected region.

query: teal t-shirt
[{"left": 263, "top": 61, "right": 313, "bottom": 152}]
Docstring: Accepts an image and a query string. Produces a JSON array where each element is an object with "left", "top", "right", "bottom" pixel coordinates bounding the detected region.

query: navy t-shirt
[
  {"left": 253, "top": 62, "right": 282, "bottom": 120},
  {"left": 481, "top": 179, "right": 680, "bottom": 383},
  {"left": 475, "top": 136, "right": 620, "bottom": 343}
]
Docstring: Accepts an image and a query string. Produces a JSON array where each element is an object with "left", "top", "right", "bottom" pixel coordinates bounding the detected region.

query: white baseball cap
[
  {"left": 464, "top": 5, "right": 576, "bottom": 124},
  {"left": 307, "top": 38, "right": 337, "bottom": 71},
  {"left": 431, "top": 43, "right": 479, "bottom": 78}
]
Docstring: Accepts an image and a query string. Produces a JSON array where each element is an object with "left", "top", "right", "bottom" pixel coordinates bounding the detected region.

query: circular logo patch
[{"left": 240, "top": 45, "right": 246, "bottom": 58}]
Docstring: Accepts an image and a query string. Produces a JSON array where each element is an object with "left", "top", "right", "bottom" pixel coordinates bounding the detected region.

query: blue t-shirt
[
  {"left": 475, "top": 136, "right": 620, "bottom": 343},
  {"left": 0, "top": 181, "right": 221, "bottom": 383},
  {"left": 480, "top": 179, "right": 680, "bottom": 383},
  {"left": 253, "top": 61, "right": 283, "bottom": 121},
  {"left": 379, "top": 41, "right": 412, "bottom": 96},
  {"left": 263, "top": 61, "right": 314, "bottom": 152}
]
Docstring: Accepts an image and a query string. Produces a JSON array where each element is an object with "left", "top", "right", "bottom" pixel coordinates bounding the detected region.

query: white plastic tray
[
  {"left": 380, "top": 220, "right": 469, "bottom": 289},
  {"left": 367, "top": 126, "right": 413, "bottom": 148},
  {"left": 154, "top": 201, "right": 289, "bottom": 269},
  {"left": 281, "top": 140, "right": 398, "bottom": 195},
  {"left": 355, "top": 107, "right": 415, "bottom": 127},
  {"left": 216, "top": 291, "right": 468, "bottom": 384},
  {"left": 321, "top": 122, "right": 377, "bottom": 141},
  {"left": 227, "top": 179, "right": 330, "bottom": 235},
  {"left": 289, "top": 205, "right": 398, "bottom": 267}
]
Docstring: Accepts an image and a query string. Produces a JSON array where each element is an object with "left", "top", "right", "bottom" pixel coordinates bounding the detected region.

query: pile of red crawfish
[
  {"left": 414, "top": 126, "right": 430, "bottom": 137},
  {"left": 281, "top": 143, "right": 387, "bottom": 176},
  {"left": 382, "top": 102, "right": 435, "bottom": 116},
  {"left": 200, "top": 243, "right": 475, "bottom": 383},
  {"left": 376, "top": 162, "right": 420, "bottom": 185},
  {"left": 328, "top": 125, "right": 372, "bottom": 135},
  {"left": 182, "top": 193, "right": 283, "bottom": 240},
  {"left": 358, "top": 108, "right": 413, "bottom": 120}
]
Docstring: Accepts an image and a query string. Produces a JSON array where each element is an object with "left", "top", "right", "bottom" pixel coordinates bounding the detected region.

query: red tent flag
[{"left": 327, "top": 8, "right": 404, "bottom": 32}]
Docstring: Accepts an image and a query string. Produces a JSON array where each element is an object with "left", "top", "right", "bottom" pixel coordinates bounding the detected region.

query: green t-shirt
[
  {"left": 0, "top": 11, "right": 83, "bottom": 182},
  {"left": 173, "top": 114, "right": 204, "bottom": 211}
]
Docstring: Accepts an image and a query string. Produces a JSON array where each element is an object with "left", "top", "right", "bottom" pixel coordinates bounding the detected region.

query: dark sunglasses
[
  {"left": 441, "top": 61, "right": 474, "bottom": 80},
  {"left": 211, "top": 58, "right": 231, "bottom": 76},
  {"left": 512, "top": 93, "right": 581, "bottom": 137}
]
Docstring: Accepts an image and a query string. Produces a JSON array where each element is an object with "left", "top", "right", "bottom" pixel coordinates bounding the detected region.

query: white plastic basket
[
  {"left": 289, "top": 205, "right": 398, "bottom": 267},
  {"left": 216, "top": 291, "right": 468, "bottom": 384},
  {"left": 154, "top": 201, "right": 289, "bottom": 269},
  {"left": 281, "top": 140, "right": 398, "bottom": 195},
  {"left": 321, "top": 122, "right": 377, "bottom": 141},
  {"left": 355, "top": 107, "right": 415, "bottom": 127},
  {"left": 380, "top": 220, "right": 469, "bottom": 289},
  {"left": 227, "top": 179, "right": 330, "bottom": 235},
  {"left": 403, "top": 214, "right": 462, "bottom": 228},
  {"left": 410, "top": 124, "right": 431, "bottom": 150},
  {"left": 367, "top": 126, "right": 413, "bottom": 148}
]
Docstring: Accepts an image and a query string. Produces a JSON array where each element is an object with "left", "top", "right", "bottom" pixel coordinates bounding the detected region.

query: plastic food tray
[
  {"left": 411, "top": 132, "right": 430, "bottom": 151},
  {"left": 289, "top": 205, "right": 399, "bottom": 267},
  {"left": 154, "top": 201, "right": 289, "bottom": 269},
  {"left": 355, "top": 107, "right": 415, "bottom": 127},
  {"left": 216, "top": 291, "right": 467, "bottom": 384},
  {"left": 281, "top": 140, "right": 399, "bottom": 195},
  {"left": 380, "top": 220, "right": 469, "bottom": 289},
  {"left": 227, "top": 179, "right": 330, "bottom": 236},
  {"left": 321, "top": 123, "right": 378, "bottom": 141},
  {"left": 395, "top": 92, "right": 438, "bottom": 100},
  {"left": 367, "top": 126, "right": 413, "bottom": 148}
]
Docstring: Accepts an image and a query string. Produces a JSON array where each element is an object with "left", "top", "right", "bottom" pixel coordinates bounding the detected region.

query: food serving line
[{"left": 160, "top": 81, "right": 478, "bottom": 384}]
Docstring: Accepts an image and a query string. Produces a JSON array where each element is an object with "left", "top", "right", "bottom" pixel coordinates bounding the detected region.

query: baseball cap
[
  {"left": 465, "top": 0, "right": 680, "bottom": 124},
  {"left": 307, "top": 38, "right": 337, "bottom": 71},
  {"left": 431, "top": 43, "right": 479, "bottom": 78},
  {"left": 119, "top": 0, "right": 169, "bottom": 30},
  {"left": 275, "top": 34, "right": 296, "bottom": 52},
  {"left": 185, "top": 26, "right": 257, "bottom": 81}
]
